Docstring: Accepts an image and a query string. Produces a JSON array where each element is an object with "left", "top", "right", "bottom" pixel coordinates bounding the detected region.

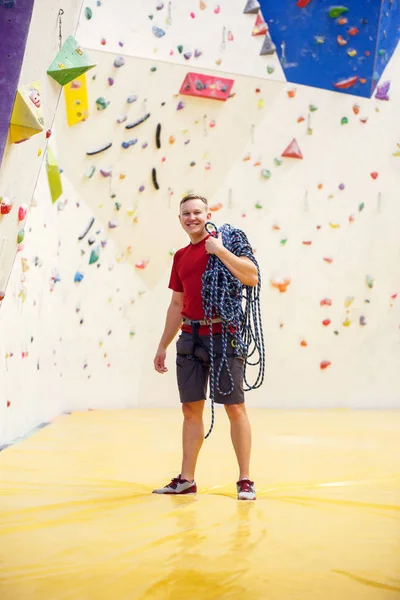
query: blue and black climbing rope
[{"left": 202, "top": 221, "right": 265, "bottom": 439}]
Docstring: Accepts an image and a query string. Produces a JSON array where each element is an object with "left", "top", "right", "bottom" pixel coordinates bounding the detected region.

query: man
[{"left": 153, "top": 194, "right": 258, "bottom": 500}]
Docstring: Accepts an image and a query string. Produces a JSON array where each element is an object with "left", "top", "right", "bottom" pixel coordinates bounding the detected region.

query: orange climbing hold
[
  {"left": 270, "top": 277, "right": 291, "bottom": 293},
  {"left": 209, "top": 203, "right": 223, "bottom": 211},
  {"left": 320, "top": 360, "right": 331, "bottom": 370},
  {"left": 281, "top": 138, "right": 303, "bottom": 159}
]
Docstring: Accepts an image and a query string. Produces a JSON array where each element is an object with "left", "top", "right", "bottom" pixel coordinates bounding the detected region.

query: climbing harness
[{"left": 200, "top": 221, "right": 265, "bottom": 438}]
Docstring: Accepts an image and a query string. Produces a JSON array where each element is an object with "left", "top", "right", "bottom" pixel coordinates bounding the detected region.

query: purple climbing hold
[
  {"left": 139, "top": 185, "right": 145, "bottom": 192},
  {"left": 183, "top": 52, "right": 192, "bottom": 60},
  {"left": 194, "top": 49, "right": 202, "bottom": 58},
  {"left": 177, "top": 101, "right": 185, "bottom": 110},
  {"left": 375, "top": 81, "right": 390, "bottom": 101},
  {"left": 108, "top": 77, "right": 114, "bottom": 86},
  {"left": 100, "top": 168, "right": 112, "bottom": 177},
  {"left": 339, "top": 183, "right": 345, "bottom": 190}
]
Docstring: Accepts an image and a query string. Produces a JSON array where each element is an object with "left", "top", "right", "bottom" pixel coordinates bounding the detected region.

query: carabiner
[{"left": 205, "top": 221, "right": 218, "bottom": 238}]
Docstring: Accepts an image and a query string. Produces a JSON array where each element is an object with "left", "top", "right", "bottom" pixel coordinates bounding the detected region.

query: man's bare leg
[
  {"left": 180, "top": 400, "right": 205, "bottom": 481},
  {"left": 224, "top": 403, "right": 252, "bottom": 480}
]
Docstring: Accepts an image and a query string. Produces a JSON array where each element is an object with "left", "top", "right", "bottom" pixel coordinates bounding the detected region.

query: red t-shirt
[{"left": 168, "top": 235, "right": 224, "bottom": 335}]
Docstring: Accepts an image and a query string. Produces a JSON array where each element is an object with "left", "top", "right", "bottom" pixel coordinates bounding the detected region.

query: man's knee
[
  {"left": 182, "top": 400, "right": 205, "bottom": 420},
  {"left": 224, "top": 403, "right": 246, "bottom": 421}
]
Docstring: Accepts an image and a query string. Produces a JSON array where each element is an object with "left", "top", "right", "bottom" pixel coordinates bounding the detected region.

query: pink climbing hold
[
  {"left": 281, "top": 138, "right": 303, "bottom": 159},
  {"left": 18, "top": 204, "right": 27, "bottom": 221}
]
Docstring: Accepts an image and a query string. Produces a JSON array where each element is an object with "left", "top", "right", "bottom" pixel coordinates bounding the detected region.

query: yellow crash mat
[{"left": 0, "top": 409, "right": 399, "bottom": 599}]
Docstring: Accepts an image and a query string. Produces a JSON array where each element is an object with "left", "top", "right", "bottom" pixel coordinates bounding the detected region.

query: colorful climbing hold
[
  {"left": 18, "top": 204, "right": 27, "bottom": 221},
  {"left": 334, "top": 76, "right": 358, "bottom": 89},
  {"left": 320, "top": 360, "right": 331, "bottom": 370},
  {"left": 328, "top": 6, "right": 348, "bottom": 18},
  {"left": 320, "top": 298, "right": 332, "bottom": 306},
  {"left": 281, "top": 138, "right": 303, "bottom": 159},
  {"left": 366, "top": 274, "right": 374, "bottom": 289},
  {"left": 348, "top": 27, "right": 358, "bottom": 36},
  {"left": 269, "top": 277, "right": 292, "bottom": 293},
  {"left": 96, "top": 97, "right": 109, "bottom": 110},
  {"left": 152, "top": 26, "right": 166, "bottom": 38},
  {"left": 375, "top": 81, "right": 390, "bottom": 101},
  {"left": 89, "top": 246, "right": 100, "bottom": 264}
]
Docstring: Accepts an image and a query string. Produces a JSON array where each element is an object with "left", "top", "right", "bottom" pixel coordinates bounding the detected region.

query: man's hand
[
  {"left": 154, "top": 347, "right": 168, "bottom": 374},
  {"left": 205, "top": 233, "right": 224, "bottom": 256}
]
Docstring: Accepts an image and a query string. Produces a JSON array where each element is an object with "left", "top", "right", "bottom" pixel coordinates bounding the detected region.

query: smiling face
[{"left": 179, "top": 197, "right": 212, "bottom": 244}]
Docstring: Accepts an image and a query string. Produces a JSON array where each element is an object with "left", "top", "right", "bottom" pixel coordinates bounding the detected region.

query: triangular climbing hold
[
  {"left": 243, "top": 0, "right": 260, "bottom": 14},
  {"left": 46, "top": 146, "right": 63, "bottom": 203},
  {"left": 281, "top": 138, "right": 303, "bottom": 159},
  {"left": 47, "top": 35, "right": 96, "bottom": 86},
  {"left": 9, "top": 82, "right": 44, "bottom": 144},
  {"left": 252, "top": 13, "right": 268, "bottom": 36},
  {"left": 260, "top": 34, "right": 276, "bottom": 55}
]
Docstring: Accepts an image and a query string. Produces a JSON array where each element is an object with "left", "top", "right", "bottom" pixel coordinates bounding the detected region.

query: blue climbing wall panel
[{"left": 258, "top": 0, "right": 400, "bottom": 98}]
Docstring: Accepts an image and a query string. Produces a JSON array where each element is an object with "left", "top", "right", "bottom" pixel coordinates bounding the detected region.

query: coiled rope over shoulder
[{"left": 202, "top": 221, "right": 265, "bottom": 439}]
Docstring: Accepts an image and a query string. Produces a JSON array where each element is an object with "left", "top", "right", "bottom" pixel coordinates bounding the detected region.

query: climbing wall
[
  {"left": 0, "top": 0, "right": 84, "bottom": 446},
  {"left": 54, "top": 0, "right": 400, "bottom": 415},
  {"left": 259, "top": 0, "right": 400, "bottom": 98},
  {"left": 1, "top": 0, "right": 400, "bottom": 447}
]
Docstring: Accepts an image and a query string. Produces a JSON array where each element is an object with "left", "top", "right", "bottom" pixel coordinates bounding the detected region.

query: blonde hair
[{"left": 180, "top": 193, "right": 208, "bottom": 210}]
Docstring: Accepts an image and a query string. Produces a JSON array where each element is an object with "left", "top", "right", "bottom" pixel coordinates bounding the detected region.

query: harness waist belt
[{"left": 182, "top": 317, "right": 222, "bottom": 327}]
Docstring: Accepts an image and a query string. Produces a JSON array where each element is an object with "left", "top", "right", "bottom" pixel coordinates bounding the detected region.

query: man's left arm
[{"left": 205, "top": 234, "right": 258, "bottom": 287}]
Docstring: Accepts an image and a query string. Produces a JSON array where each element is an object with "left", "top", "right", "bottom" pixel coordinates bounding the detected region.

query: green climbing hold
[
  {"left": 280, "top": 239, "right": 287, "bottom": 245},
  {"left": 255, "top": 202, "right": 263, "bottom": 209},
  {"left": 328, "top": 6, "right": 349, "bottom": 18},
  {"left": 89, "top": 246, "right": 100, "bottom": 264},
  {"left": 274, "top": 157, "right": 283, "bottom": 166},
  {"left": 309, "top": 105, "right": 318, "bottom": 112},
  {"left": 177, "top": 45, "right": 183, "bottom": 53},
  {"left": 341, "top": 116, "right": 348, "bottom": 125},
  {"left": 115, "top": 202, "right": 121, "bottom": 211},
  {"left": 267, "top": 65, "right": 275, "bottom": 74},
  {"left": 85, "top": 7, "right": 92, "bottom": 19},
  {"left": 359, "top": 202, "right": 365, "bottom": 212},
  {"left": 366, "top": 274, "right": 374, "bottom": 289},
  {"left": 85, "top": 165, "right": 96, "bottom": 178},
  {"left": 261, "top": 169, "right": 271, "bottom": 179},
  {"left": 150, "top": 66, "right": 157, "bottom": 72},
  {"left": 17, "top": 229, "right": 25, "bottom": 244},
  {"left": 96, "top": 97, "right": 109, "bottom": 110}
]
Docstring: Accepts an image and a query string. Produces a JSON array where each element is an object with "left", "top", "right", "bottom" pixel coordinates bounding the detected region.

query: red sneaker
[
  {"left": 237, "top": 478, "right": 256, "bottom": 500},
  {"left": 152, "top": 475, "right": 197, "bottom": 495}
]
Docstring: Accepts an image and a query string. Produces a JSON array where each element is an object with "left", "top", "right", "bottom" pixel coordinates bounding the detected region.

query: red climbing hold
[
  {"left": 370, "top": 172, "right": 378, "bottom": 179},
  {"left": 334, "top": 76, "right": 359, "bottom": 89},
  {"left": 296, "top": 0, "right": 311, "bottom": 6},
  {"left": 320, "top": 361, "right": 331, "bottom": 370},
  {"left": 281, "top": 138, "right": 303, "bottom": 159},
  {"left": 252, "top": 13, "right": 268, "bottom": 36}
]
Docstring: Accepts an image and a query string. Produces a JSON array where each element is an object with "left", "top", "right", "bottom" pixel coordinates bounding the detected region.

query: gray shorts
[{"left": 176, "top": 331, "right": 245, "bottom": 405}]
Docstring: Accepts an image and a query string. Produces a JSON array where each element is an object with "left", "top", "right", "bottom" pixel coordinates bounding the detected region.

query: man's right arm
[{"left": 154, "top": 291, "right": 184, "bottom": 374}]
